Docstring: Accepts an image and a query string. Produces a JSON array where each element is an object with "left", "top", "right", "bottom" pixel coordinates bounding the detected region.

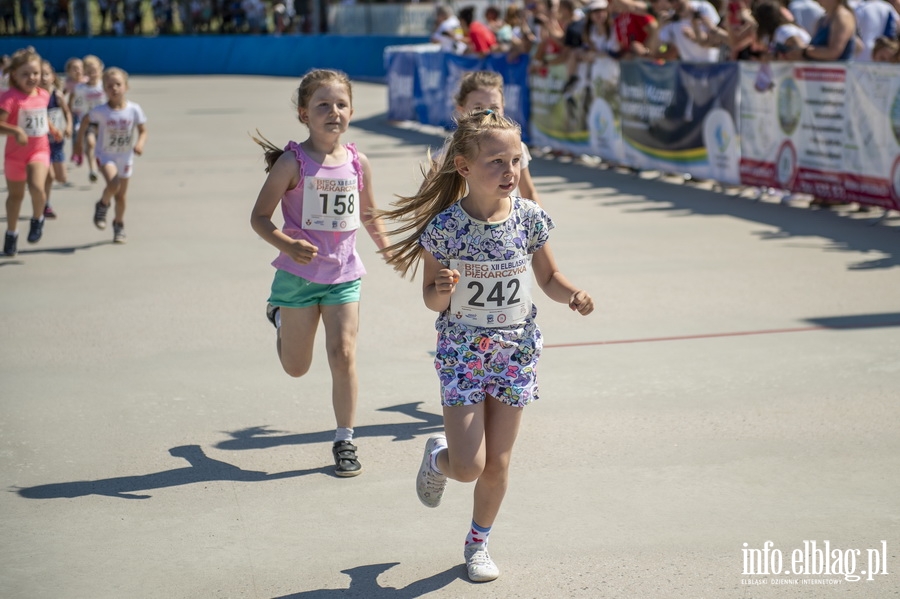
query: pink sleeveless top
[{"left": 271, "top": 141, "right": 367, "bottom": 284}]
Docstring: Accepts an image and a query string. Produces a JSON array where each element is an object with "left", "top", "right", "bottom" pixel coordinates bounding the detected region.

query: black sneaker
[
  {"left": 332, "top": 441, "right": 362, "bottom": 477},
  {"left": 3, "top": 231, "right": 17, "bottom": 256},
  {"left": 113, "top": 222, "right": 126, "bottom": 244},
  {"left": 43, "top": 204, "right": 57, "bottom": 219},
  {"left": 266, "top": 303, "right": 280, "bottom": 328},
  {"left": 27, "top": 218, "right": 44, "bottom": 243},
  {"left": 89, "top": 171, "right": 98, "bottom": 183},
  {"left": 93, "top": 200, "right": 109, "bottom": 230}
]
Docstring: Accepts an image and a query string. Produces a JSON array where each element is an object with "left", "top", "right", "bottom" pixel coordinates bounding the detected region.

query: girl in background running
[
  {"left": 446, "top": 71, "right": 542, "bottom": 206},
  {"left": 249, "top": 69, "right": 392, "bottom": 478},
  {"left": 68, "top": 54, "right": 106, "bottom": 183},
  {"left": 40, "top": 59, "right": 73, "bottom": 218},
  {"left": 379, "top": 109, "right": 593, "bottom": 582},
  {"left": 0, "top": 47, "right": 52, "bottom": 257},
  {"left": 74, "top": 67, "right": 147, "bottom": 243}
]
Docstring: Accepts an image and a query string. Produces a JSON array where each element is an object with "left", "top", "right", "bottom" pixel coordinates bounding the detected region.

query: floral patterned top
[{"left": 419, "top": 197, "right": 554, "bottom": 337}]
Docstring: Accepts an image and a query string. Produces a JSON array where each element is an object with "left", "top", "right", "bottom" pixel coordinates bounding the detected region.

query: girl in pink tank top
[{"left": 249, "top": 69, "right": 392, "bottom": 478}]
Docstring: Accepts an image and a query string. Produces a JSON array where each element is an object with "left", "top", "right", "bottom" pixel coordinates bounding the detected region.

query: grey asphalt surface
[{"left": 1, "top": 76, "right": 899, "bottom": 599}]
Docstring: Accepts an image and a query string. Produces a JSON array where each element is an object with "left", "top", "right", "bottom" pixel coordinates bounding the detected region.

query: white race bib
[
  {"left": 301, "top": 176, "right": 360, "bottom": 232},
  {"left": 103, "top": 126, "right": 133, "bottom": 154},
  {"left": 18, "top": 107, "right": 49, "bottom": 137},
  {"left": 449, "top": 257, "right": 533, "bottom": 327}
]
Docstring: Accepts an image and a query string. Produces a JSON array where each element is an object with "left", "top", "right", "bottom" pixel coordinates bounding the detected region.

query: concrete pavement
[{"left": 1, "top": 75, "right": 899, "bottom": 598}]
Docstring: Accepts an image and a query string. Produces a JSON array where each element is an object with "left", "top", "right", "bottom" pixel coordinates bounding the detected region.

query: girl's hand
[
  {"left": 569, "top": 290, "right": 594, "bottom": 315},
  {"left": 285, "top": 239, "right": 318, "bottom": 265},
  {"left": 133, "top": 143, "right": 144, "bottom": 156},
  {"left": 49, "top": 124, "right": 63, "bottom": 143},
  {"left": 436, "top": 268, "right": 460, "bottom": 295},
  {"left": 14, "top": 129, "right": 28, "bottom": 146}
]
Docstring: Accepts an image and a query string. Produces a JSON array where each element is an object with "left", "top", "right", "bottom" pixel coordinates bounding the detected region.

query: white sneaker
[
  {"left": 416, "top": 434, "right": 447, "bottom": 508},
  {"left": 464, "top": 542, "right": 500, "bottom": 582}
]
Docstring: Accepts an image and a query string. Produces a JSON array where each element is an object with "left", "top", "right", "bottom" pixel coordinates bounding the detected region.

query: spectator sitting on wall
[
  {"left": 854, "top": 0, "right": 899, "bottom": 62},
  {"left": 652, "top": 0, "right": 725, "bottom": 62},
  {"left": 431, "top": 4, "right": 466, "bottom": 53},
  {"left": 560, "top": 0, "right": 587, "bottom": 57},
  {"left": 459, "top": 5, "right": 498, "bottom": 56},
  {"left": 611, "top": 0, "right": 658, "bottom": 58}
]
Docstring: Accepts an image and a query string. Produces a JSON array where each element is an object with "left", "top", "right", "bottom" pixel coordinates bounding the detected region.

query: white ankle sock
[{"left": 334, "top": 427, "right": 353, "bottom": 443}]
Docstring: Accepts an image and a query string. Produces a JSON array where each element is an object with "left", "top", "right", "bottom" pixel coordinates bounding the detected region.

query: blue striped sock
[{"left": 465, "top": 520, "right": 491, "bottom": 547}]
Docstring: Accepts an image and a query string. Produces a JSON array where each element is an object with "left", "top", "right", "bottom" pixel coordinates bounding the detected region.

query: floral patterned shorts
[{"left": 434, "top": 325, "right": 543, "bottom": 408}]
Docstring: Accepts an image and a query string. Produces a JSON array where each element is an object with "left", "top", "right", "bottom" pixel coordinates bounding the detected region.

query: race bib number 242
[{"left": 449, "top": 257, "right": 533, "bottom": 328}]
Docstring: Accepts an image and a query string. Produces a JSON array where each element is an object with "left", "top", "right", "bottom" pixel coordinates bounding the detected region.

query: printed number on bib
[
  {"left": 19, "top": 108, "right": 49, "bottom": 137},
  {"left": 449, "top": 258, "right": 533, "bottom": 327},
  {"left": 104, "top": 127, "right": 133, "bottom": 153},
  {"left": 301, "top": 176, "right": 360, "bottom": 231}
]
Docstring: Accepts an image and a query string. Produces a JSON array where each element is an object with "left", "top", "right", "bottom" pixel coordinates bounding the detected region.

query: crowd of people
[
  {"left": 0, "top": 0, "right": 309, "bottom": 35},
  {"left": 431, "top": 0, "right": 900, "bottom": 64}
]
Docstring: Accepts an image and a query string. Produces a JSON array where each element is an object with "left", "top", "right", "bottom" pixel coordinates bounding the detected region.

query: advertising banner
[
  {"left": 384, "top": 46, "right": 532, "bottom": 142},
  {"left": 619, "top": 61, "right": 740, "bottom": 183},
  {"left": 529, "top": 63, "right": 591, "bottom": 154},
  {"left": 844, "top": 63, "right": 900, "bottom": 210},
  {"left": 740, "top": 62, "right": 899, "bottom": 209}
]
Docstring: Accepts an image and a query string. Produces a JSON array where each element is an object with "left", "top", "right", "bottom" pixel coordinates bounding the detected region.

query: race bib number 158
[
  {"left": 301, "top": 176, "right": 360, "bottom": 232},
  {"left": 449, "top": 257, "right": 533, "bottom": 328}
]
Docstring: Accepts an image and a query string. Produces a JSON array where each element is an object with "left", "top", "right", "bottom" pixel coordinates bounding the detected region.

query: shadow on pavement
[
  {"left": 215, "top": 402, "right": 443, "bottom": 451},
  {"left": 273, "top": 562, "right": 463, "bottom": 598},
  {"left": 14, "top": 403, "right": 444, "bottom": 500},
  {"left": 14, "top": 444, "right": 332, "bottom": 500}
]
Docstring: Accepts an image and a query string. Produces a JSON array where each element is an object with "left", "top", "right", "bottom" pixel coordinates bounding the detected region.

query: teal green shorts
[{"left": 268, "top": 270, "right": 361, "bottom": 308}]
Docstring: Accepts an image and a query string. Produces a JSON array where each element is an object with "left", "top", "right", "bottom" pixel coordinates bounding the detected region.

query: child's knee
[
  {"left": 453, "top": 462, "right": 485, "bottom": 483},
  {"left": 281, "top": 360, "right": 311, "bottom": 378},
  {"left": 326, "top": 341, "right": 355, "bottom": 369}
]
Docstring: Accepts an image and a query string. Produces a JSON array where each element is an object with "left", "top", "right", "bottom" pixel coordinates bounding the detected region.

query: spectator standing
[
  {"left": 0, "top": 0, "right": 15, "bottom": 34},
  {"left": 486, "top": 4, "right": 514, "bottom": 51},
  {"left": 654, "top": 0, "right": 724, "bottom": 62},
  {"left": 854, "top": 0, "right": 899, "bottom": 61},
  {"left": 871, "top": 34, "right": 899, "bottom": 60},
  {"left": 531, "top": 0, "right": 566, "bottom": 72},
  {"left": 72, "top": 0, "right": 88, "bottom": 34},
  {"left": 18, "top": 0, "right": 36, "bottom": 34},
  {"left": 788, "top": 0, "right": 825, "bottom": 34},
  {"left": 243, "top": 0, "right": 267, "bottom": 32},
  {"left": 504, "top": 4, "right": 537, "bottom": 59},
  {"left": 432, "top": 4, "right": 466, "bottom": 53},
  {"left": 754, "top": 0, "right": 811, "bottom": 58},
  {"left": 459, "top": 5, "right": 498, "bottom": 56},
  {"left": 791, "top": 0, "right": 857, "bottom": 61}
]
